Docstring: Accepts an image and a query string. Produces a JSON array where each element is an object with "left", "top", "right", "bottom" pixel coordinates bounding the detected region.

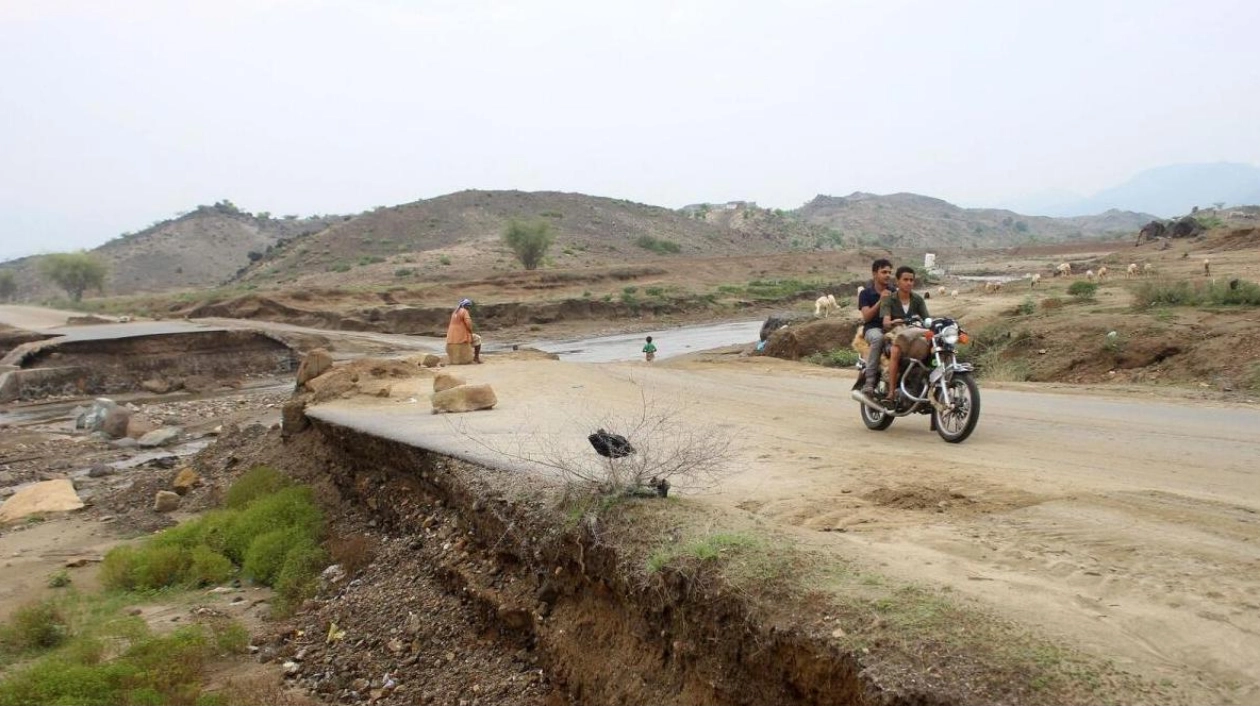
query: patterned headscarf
[{"left": 454, "top": 298, "right": 473, "bottom": 313}]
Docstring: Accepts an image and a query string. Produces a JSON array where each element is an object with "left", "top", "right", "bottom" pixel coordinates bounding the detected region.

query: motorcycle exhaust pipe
[{"left": 851, "top": 389, "right": 883, "bottom": 409}]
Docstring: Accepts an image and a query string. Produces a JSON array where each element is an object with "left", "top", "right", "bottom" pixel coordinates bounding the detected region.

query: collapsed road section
[{"left": 0, "top": 329, "right": 297, "bottom": 403}]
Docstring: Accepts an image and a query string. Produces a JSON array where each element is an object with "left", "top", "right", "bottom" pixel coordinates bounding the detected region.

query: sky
[{"left": 2, "top": 0, "right": 1259, "bottom": 261}]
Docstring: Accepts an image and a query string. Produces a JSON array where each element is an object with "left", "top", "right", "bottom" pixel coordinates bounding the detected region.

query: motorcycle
[{"left": 850, "top": 316, "right": 981, "bottom": 443}]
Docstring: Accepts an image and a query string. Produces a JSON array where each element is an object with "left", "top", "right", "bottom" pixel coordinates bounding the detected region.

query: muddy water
[{"left": 525, "top": 319, "right": 763, "bottom": 363}]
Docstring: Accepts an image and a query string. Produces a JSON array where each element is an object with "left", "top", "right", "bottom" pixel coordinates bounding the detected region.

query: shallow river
[{"left": 525, "top": 319, "right": 764, "bottom": 363}]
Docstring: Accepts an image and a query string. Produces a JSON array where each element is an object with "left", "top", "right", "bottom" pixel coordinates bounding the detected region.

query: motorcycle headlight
[{"left": 941, "top": 324, "right": 959, "bottom": 345}]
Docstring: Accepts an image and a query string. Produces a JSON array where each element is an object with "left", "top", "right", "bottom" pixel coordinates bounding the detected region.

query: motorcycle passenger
[
  {"left": 858, "top": 258, "right": 895, "bottom": 398},
  {"left": 879, "top": 266, "right": 931, "bottom": 408}
]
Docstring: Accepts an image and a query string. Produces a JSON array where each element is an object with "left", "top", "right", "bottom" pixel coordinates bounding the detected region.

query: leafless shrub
[{"left": 451, "top": 390, "right": 737, "bottom": 499}]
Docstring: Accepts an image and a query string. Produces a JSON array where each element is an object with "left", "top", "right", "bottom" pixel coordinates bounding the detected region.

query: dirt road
[{"left": 312, "top": 356, "right": 1260, "bottom": 703}]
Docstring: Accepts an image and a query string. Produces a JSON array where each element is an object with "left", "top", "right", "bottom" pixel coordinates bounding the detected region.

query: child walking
[{"left": 642, "top": 336, "right": 657, "bottom": 362}]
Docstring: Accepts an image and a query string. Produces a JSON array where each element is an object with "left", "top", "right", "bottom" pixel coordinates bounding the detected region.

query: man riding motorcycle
[
  {"left": 857, "top": 259, "right": 895, "bottom": 398},
  {"left": 878, "top": 266, "right": 930, "bottom": 409}
]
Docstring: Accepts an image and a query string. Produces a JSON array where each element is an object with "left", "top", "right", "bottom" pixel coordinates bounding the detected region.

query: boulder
[
  {"left": 0, "top": 480, "right": 84, "bottom": 524},
  {"left": 137, "top": 427, "right": 181, "bottom": 448},
  {"left": 422, "top": 354, "right": 442, "bottom": 368},
  {"left": 125, "top": 415, "right": 156, "bottom": 439},
  {"left": 153, "top": 490, "right": 181, "bottom": 513},
  {"left": 101, "top": 407, "right": 132, "bottom": 439},
  {"left": 281, "top": 398, "right": 310, "bottom": 436},
  {"left": 432, "top": 384, "right": 498, "bottom": 413},
  {"left": 297, "top": 349, "right": 334, "bottom": 388},
  {"left": 87, "top": 463, "right": 116, "bottom": 478},
  {"left": 140, "top": 378, "right": 171, "bottom": 394},
  {"left": 434, "top": 372, "right": 467, "bottom": 392},
  {"left": 172, "top": 468, "right": 200, "bottom": 495},
  {"left": 75, "top": 398, "right": 118, "bottom": 433}
]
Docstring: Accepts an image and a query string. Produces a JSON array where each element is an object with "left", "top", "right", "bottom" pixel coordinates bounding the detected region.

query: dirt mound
[
  {"left": 1214, "top": 227, "right": 1260, "bottom": 251},
  {"left": 761, "top": 317, "right": 858, "bottom": 360},
  {"left": 864, "top": 485, "right": 974, "bottom": 511}
]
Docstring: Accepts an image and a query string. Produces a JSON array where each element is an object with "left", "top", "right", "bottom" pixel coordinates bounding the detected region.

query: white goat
[
  {"left": 1056, "top": 262, "right": 1072, "bottom": 277},
  {"left": 1086, "top": 269, "right": 1096, "bottom": 281},
  {"left": 1030, "top": 273, "right": 1042, "bottom": 287},
  {"left": 984, "top": 281, "right": 1003, "bottom": 293},
  {"left": 814, "top": 294, "right": 839, "bottom": 317},
  {"left": 937, "top": 286, "right": 946, "bottom": 295},
  {"left": 950, "top": 289, "right": 958, "bottom": 297},
  {"left": 1203, "top": 258, "right": 1211, "bottom": 276},
  {"left": 1126, "top": 263, "right": 1140, "bottom": 278},
  {"left": 1097, "top": 266, "right": 1108, "bottom": 279}
]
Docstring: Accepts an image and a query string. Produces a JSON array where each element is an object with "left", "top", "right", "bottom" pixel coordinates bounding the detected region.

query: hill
[
  {"left": 1, "top": 189, "right": 1163, "bottom": 299},
  {"left": 1, "top": 201, "right": 341, "bottom": 300},
  {"left": 793, "top": 192, "right": 1153, "bottom": 249}
]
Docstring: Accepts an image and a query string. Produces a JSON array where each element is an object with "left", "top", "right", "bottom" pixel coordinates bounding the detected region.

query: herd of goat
[{"left": 814, "top": 257, "right": 1215, "bottom": 316}]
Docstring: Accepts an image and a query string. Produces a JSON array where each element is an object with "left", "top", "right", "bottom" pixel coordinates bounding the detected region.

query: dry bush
[
  {"left": 328, "top": 533, "right": 378, "bottom": 576},
  {"left": 453, "top": 391, "right": 737, "bottom": 498}
]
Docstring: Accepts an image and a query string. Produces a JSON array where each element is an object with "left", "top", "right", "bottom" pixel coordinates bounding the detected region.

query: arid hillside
[
  {"left": 2, "top": 201, "right": 341, "bottom": 299},
  {"left": 0, "top": 189, "right": 1171, "bottom": 299},
  {"left": 795, "top": 192, "right": 1155, "bottom": 248}
]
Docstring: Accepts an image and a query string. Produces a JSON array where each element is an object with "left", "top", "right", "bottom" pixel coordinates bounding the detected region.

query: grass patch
[
  {"left": 100, "top": 466, "right": 326, "bottom": 615},
  {"left": 1067, "top": 280, "right": 1098, "bottom": 300},
  {"left": 635, "top": 235, "right": 682, "bottom": 254},
  {"left": 805, "top": 348, "right": 860, "bottom": 368},
  {"left": 1132, "top": 278, "right": 1260, "bottom": 309},
  {"left": 961, "top": 322, "right": 1034, "bottom": 382},
  {"left": 0, "top": 592, "right": 248, "bottom": 705}
]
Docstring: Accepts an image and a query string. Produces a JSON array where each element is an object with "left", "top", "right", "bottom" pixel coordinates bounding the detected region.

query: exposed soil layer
[
  {"left": 1, "top": 331, "right": 297, "bottom": 402},
  {"left": 245, "top": 420, "right": 885, "bottom": 705}
]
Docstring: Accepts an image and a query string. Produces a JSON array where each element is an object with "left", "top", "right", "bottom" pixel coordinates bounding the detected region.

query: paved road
[{"left": 309, "top": 359, "right": 1260, "bottom": 703}]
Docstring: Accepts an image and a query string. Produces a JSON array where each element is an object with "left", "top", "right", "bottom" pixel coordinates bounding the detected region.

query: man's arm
[{"left": 880, "top": 298, "right": 899, "bottom": 330}]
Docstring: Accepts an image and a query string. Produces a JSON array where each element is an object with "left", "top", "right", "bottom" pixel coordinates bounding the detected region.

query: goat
[
  {"left": 984, "top": 281, "right": 1003, "bottom": 293},
  {"left": 1142, "top": 262, "right": 1154, "bottom": 276},
  {"left": 1097, "top": 266, "right": 1108, "bottom": 279},
  {"left": 1086, "top": 269, "right": 1096, "bottom": 281},
  {"left": 1204, "top": 258, "right": 1211, "bottom": 276},
  {"left": 937, "top": 286, "right": 946, "bottom": 295},
  {"left": 1126, "top": 263, "right": 1140, "bottom": 278},
  {"left": 1030, "top": 273, "right": 1042, "bottom": 287},
  {"left": 950, "top": 289, "right": 958, "bottom": 297},
  {"left": 814, "top": 294, "right": 839, "bottom": 317},
  {"left": 1056, "top": 262, "right": 1072, "bottom": 277}
]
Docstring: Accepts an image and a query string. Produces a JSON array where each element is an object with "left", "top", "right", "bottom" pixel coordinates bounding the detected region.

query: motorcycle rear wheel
[
  {"left": 860, "top": 383, "right": 895, "bottom": 431},
  {"left": 934, "top": 374, "right": 980, "bottom": 443}
]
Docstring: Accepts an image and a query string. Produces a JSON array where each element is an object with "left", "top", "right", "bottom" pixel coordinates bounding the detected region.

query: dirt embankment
[{"left": 239, "top": 420, "right": 903, "bottom": 705}]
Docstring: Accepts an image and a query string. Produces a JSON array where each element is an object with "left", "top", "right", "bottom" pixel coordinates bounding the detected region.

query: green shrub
[
  {"left": 0, "top": 600, "right": 68, "bottom": 655},
  {"left": 1132, "top": 278, "right": 1260, "bottom": 309},
  {"left": 224, "top": 466, "right": 291, "bottom": 509},
  {"left": 805, "top": 349, "right": 860, "bottom": 368},
  {"left": 1067, "top": 281, "right": 1098, "bottom": 300},
  {"left": 1016, "top": 297, "right": 1036, "bottom": 315},
  {"left": 393, "top": 268, "right": 414, "bottom": 277},
  {"left": 635, "top": 235, "right": 682, "bottom": 254},
  {"left": 48, "top": 571, "right": 71, "bottom": 588},
  {"left": 187, "top": 546, "right": 233, "bottom": 587},
  {"left": 439, "top": 254, "right": 452, "bottom": 266},
  {"left": 645, "top": 286, "right": 665, "bottom": 297}
]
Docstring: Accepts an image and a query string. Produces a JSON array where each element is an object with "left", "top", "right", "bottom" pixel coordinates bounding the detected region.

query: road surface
[{"left": 311, "top": 357, "right": 1260, "bottom": 703}]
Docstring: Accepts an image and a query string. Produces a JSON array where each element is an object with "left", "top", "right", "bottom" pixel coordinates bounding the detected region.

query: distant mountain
[
  {"left": 1006, "top": 162, "right": 1260, "bottom": 218},
  {"left": 792, "top": 192, "right": 1153, "bottom": 249},
  {"left": 0, "top": 189, "right": 1161, "bottom": 299}
]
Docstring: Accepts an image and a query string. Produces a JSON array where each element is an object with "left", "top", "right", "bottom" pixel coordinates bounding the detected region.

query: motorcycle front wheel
[{"left": 934, "top": 373, "right": 980, "bottom": 443}]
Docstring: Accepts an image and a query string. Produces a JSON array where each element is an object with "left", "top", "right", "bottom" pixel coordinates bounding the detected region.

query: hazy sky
[{"left": 2, "top": 0, "right": 1258, "bottom": 261}]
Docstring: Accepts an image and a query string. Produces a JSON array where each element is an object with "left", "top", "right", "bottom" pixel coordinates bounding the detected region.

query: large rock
[
  {"left": 101, "top": 407, "right": 132, "bottom": 439},
  {"left": 125, "top": 415, "right": 156, "bottom": 439},
  {"left": 0, "top": 480, "right": 84, "bottom": 524},
  {"left": 432, "top": 384, "right": 498, "bottom": 413},
  {"left": 763, "top": 318, "right": 860, "bottom": 361},
  {"left": 433, "top": 372, "right": 466, "bottom": 392},
  {"left": 75, "top": 398, "right": 119, "bottom": 433},
  {"left": 281, "top": 398, "right": 310, "bottom": 436},
  {"left": 137, "top": 427, "right": 181, "bottom": 448},
  {"left": 140, "top": 378, "right": 171, "bottom": 394},
  {"left": 153, "top": 490, "right": 181, "bottom": 513},
  {"left": 297, "top": 349, "right": 334, "bottom": 388},
  {"left": 422, "top": 354, "right": 442, "bottom": 368}
]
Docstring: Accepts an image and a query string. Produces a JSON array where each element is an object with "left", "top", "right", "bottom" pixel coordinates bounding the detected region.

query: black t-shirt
[{"left": 858, "top": 279, "right": 891, "bottom": 332}]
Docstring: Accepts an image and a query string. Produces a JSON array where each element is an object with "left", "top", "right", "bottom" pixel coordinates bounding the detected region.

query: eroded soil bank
[{"left": 245, "top": 418, "right": 886, "bottom": 705}]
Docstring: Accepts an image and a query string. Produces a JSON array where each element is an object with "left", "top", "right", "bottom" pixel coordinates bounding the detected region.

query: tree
[
  {"left": 0, "top": 270, "right": 15, "bottom": 301},
  {"left": 38, "top": 252, "right": 108, "bottom": 302},
  {"left": 502, "top": 219, "right": 554, "bottom": 270}
]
